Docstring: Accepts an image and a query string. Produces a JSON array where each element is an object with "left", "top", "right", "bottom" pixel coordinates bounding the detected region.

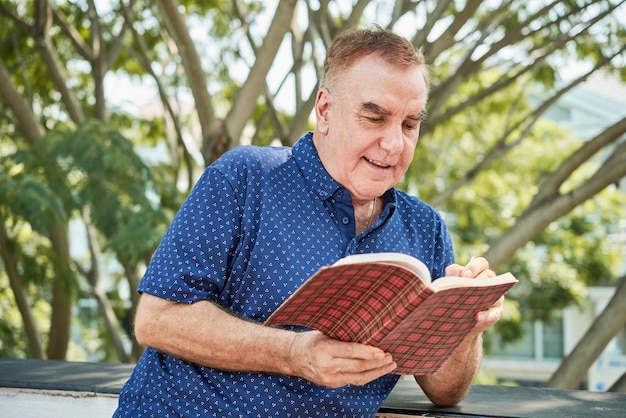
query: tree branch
[
  {"left": 546, "top": 274, "right": 626, "bottom": 389},
  {"left": 532, "top": 116, "right": 626, "bottom": 210},
  {"left": 0, "top": 58, "right": 45, "bottom": 142},
  {"left": 0, "top": 221, "right": 45, "bottom": 359},
  {"left": 155, "top": 0, "right": 215, "bottom": 144},
  {"left": 484, "top": 118, "right": 626, "bottom": 267},
  {"left": 225, "top": 0, "right": 297, "bottom": 145}
]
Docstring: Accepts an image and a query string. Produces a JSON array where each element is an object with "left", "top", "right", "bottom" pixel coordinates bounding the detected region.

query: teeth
[{"left": 366, "top": 157, "right": 389, "bottom": 167}]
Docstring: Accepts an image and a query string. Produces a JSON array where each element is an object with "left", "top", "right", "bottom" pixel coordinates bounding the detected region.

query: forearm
[
  {"left": 134, "top": 293, "right": 296, "bottom": 375},
  {"left": 415, "top": 332, "right": 483, "bottom": 406}
]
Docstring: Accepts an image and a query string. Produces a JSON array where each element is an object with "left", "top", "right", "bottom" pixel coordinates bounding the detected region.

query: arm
[
  {"left": 134, "top": 293, "right": 397, "bottom": 388},
  {"left": 414, "top": 257, "right": 504, "bottom": 406}
]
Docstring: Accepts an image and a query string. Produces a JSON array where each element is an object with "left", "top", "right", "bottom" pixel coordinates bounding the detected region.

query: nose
[{"left": 379, "top": 125, "right": 405, "bottom": 155}]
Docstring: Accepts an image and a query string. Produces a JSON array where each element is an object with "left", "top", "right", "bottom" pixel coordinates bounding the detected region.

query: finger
[
  {"left": 331, "top": 340, "right": 386, "bottom": 359},
  {"left": 445, "top": 263, "right": 464, "bottom": 277},
  {"left": 461, "top": 256, "right": 492, "bottom": 278},
  {"left": 321, "top": 356, "right": 398, "bottom": 388},
  {"left": 492, "top": 295, "right": 504, "bottom": 308},
  {"left": 476, "top": 296, "right": 504, "bottom": 325},
  {"left": 339, "top": 360, "right": 398, "bottom": 386},
  {"left": 333, "top": 352, "right": 396, "bottom": 373},
  {"left": 333, "top": 343, "right": 398, "bottom": 375}
]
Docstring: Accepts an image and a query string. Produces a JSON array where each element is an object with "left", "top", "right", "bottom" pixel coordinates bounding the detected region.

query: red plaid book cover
[{"left": 265, "top": 260, "right": 517, "bottom": 375}]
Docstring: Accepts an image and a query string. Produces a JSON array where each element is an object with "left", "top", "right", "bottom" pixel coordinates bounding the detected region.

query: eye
[
  {"left": 362, "top": 116, "right": 384, "bottom": 124},
  {"left": 403, "top": 121, "right": 418, "bottom": 131}
]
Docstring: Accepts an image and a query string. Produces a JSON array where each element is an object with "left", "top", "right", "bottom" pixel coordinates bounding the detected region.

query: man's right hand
[{"left": 286, "top": 330, "right": 397, "bottom": 388}]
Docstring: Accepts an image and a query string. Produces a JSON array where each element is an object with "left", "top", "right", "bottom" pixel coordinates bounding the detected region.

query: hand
[
  {"left": 445, "top": 256, "right": 496, "bottom": 279},
  {"left": 287, "top": 331, "right": 397, "bottom": 388},
  {"left": 445, "top": 256, "right": 503, "bottom": 332}
]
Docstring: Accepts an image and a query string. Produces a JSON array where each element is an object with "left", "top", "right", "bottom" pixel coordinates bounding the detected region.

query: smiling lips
[{"left": 364, "top": 156, "right": 392, "bottom": 168}]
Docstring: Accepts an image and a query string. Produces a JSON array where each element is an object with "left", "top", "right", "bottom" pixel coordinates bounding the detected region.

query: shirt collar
[
  {"left": 292, "top": 131, "right": 398, "bottom": 209},
  {"left": 292, "top": 131, "right": 343, "bottom": 201}
]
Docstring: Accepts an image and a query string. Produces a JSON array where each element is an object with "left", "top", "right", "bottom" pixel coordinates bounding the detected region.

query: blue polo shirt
[{"left": 115, "top": 132, "right": 454, "bottom": 417}]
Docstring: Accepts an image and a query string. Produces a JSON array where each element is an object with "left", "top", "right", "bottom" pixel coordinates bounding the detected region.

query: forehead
[{"left": 336, "top": 55, "right": 428, "bottom": 110}]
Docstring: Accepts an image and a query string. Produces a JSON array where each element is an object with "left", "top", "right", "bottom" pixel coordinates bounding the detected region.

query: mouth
[{"left": 363, "top": 156, "right": 391, "bottom": 168}]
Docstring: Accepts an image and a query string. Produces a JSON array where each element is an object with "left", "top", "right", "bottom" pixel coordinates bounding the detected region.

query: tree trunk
[
  {"left": 121, "top": 260, "right": 145, "bottom": 361},
  {"left": 545, "top": 275, "right": 626, "bottom": 389},
  {"left": 46, "top": 223, "right": 73, "bottom": 360},
  {"left": 608, "top": 370, "right": 626, "bottom": 393},
  {"left": 0, "top": 221, "right": 45, "bottom": 359},
  {"left": 0, "top": 59, "right": 45, "bottom": 142},
  {"left": 225, "top": 0, "right": 297, "bottom": 144},
  {"left": 155, "top": 0, "right": 215, "bottom": 141},
  {"left": 93, "top": 284, "right": 130, "bottom": 362},
  {"left": 83, "top": 220, "right": 130, "bottom": 362}
]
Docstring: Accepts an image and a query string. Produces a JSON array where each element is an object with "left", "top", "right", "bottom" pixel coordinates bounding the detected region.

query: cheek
[
  {"left": 399, "top": 141, "right": 417, "bottom": 167},
  {"left": 395, "top": 159, "right": 412, "bottom": 180}
]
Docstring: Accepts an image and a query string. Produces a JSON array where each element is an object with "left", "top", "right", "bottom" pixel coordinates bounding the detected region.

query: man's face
[{"left": 313, "top": 54, "right": 428, "bottom": 205}]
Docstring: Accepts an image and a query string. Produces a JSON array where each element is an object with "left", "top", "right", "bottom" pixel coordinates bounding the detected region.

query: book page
[
  {"left": 331, "top": 252, "right": 432, "bottom": 285},
  {"left": 431, "top": 272, "right": 517, "bottom": 291}
]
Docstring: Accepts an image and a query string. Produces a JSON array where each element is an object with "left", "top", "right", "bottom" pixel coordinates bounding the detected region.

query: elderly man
[{"left": 114, "top": 25, "right": 503, "bottom": 417}]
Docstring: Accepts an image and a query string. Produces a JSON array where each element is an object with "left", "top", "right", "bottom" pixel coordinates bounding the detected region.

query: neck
[{"left": 355, "top": 196, "right": 378, "bottom": 235}]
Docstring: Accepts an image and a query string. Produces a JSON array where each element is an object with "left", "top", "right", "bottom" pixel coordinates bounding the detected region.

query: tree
[
  {"left": 0, "top": 0, "right": 174, "bottom": 361},
  {"left": 546, "top": 274, "right": 626, "bottom": 389},
  {"left": 0, "top": 0, "right": 625, "bottom": 390}
]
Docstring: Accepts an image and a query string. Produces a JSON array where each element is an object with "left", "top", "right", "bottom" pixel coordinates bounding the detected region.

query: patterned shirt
[{"left": 114, "top": 132, "right": 454, "bottom": 417}]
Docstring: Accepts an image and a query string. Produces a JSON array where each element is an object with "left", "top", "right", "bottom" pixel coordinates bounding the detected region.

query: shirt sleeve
[{"left": 137, "top": 166, "right": 242, "bottom": 303}]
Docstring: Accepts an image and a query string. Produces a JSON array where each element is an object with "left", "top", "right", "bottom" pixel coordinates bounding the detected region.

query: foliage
[
  {"left": 411, "top": 71, "right": 626, "bottom": 350},
  {"left": 0, "top": 116, "right": 174, "bottom": 358},
  {"left": 0, "top": 2, "right": 624, "bottom": 392}
]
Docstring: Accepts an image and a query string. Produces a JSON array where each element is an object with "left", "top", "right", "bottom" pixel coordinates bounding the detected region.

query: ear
[{"left": 315, "top": 88, "right": 331, "bottom": 134}]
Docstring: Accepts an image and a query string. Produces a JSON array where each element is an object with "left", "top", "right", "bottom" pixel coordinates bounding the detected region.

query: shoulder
[
  {"left": 209, "top": 145, "right": 293, "bottom": 182},
  {"left": 394, "top": 190, "right": 445, "bottom": 223},
  {"left": 214, "top": 144, "right": 293, "bottom": 170}
]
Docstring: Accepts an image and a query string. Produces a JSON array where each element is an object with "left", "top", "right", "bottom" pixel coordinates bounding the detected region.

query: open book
[{"left": 265, "top": 252, "right": 518, "bottom": 375}]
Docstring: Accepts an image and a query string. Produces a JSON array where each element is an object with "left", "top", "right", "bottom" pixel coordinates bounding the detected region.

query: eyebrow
[
  {"left": 412, "top": 110, "right": 429, "bottom": 122},
  {"left": 360, "top": 101, "right": 390, "bottom": 116},
  {"left": 360, "top": 101, "right": 428, "bottom": 122}
]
